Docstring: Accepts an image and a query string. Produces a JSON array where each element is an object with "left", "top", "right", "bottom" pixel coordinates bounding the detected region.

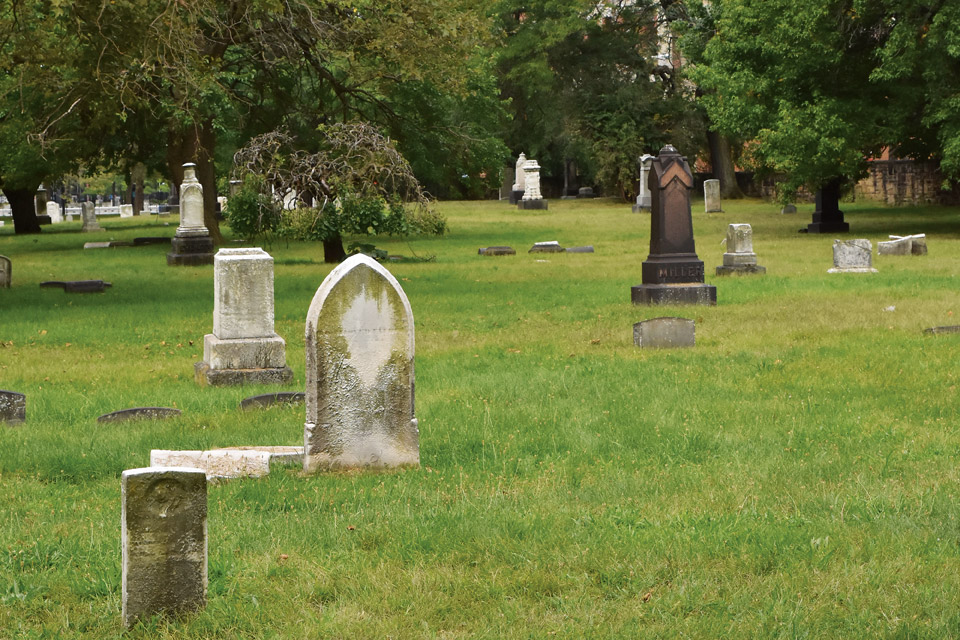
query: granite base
[{"left": 631, "top": 283, "right": 717, "bottom": 306}]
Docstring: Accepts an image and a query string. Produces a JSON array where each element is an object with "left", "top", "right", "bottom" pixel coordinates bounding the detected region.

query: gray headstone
[
  {"left": 716, "top": 223, "right": 766, "bottom": 275},
  {"left": 80, "top": 202, "right": 102, "bottom": 232},
  {"left": 879, "top": 234, "right": 927, "bottom": 256},
  {"left": 121, "top": 467, "right": 207, "bottom": 628},
  {"left": 828, "top": 239, "right": 877, "bottom": 273},
  {"left": 529, "top": 241, "right": 565, "bottom": 253},
  {"left": 478, "top": 246, "right": 516, "bottom": 256},
  {"left": 98, "top": 407, "right": 181, "bottom": 423},
  {"left": 565, "top": 246, "right": 595, "bottom": 253},
  {"left": 633, "top": 154, "right": 655, "bottom": 212},
  {"left": 704, "top": 179, "right": 721, "bottom": 212},
  {"left": 0, "top": 255, "right": 10, "bottom": 288},
  {"left": 577, "top": 186, "right": 595, "bottom": 199},
  {"left": 780, "top": 204, "right": 797, "bottom": 214},
  {"left": 168, "top": 163, "right": 214, "bottom": 266},
  {"left": 304, "top": 254, "right": 418, "bottom": 471},
  {"left": 196, "top": 248, "right": 292, "bottom": 386},
  {"left": 0, "top": 390, "right": 26, "bottom": 424},
  {"left": 633, "top": 317, "right": 695, "bottom": 349}
]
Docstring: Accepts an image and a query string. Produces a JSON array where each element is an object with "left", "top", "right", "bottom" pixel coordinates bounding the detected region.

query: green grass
[{"left": 2, "top": 198, "right": 960, "bottom": 637}]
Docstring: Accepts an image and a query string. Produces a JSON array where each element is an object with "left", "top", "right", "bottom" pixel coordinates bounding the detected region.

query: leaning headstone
[
  {"left": 98, "top": 407, "right": 181, "bottom": 423},
  {"left": 780, "top": 204, "right": 797, "bottom": 214},
  {"left": 511, "top": 153, "right": 527, "bottom": 204},
  {"left": 478, "top": 246, "right": 516, "bottom": 256},
  {"left": 518, "top": 159, "right": 548, "bottom": 210},
  {"left": 80, "top": 202, "right": 103, "bottom": 232},
  {"left": 46, "top": 201, "right": 63, "bottom": 224},
  {"left": 0, "top": 255, "right": 10, "bottom": 288},
  {"left": 633, "top": 154, "right": 655, "bottom": 212},
  {"left": 631, "top": 145, "right": 717, "bottom": 305},
  {"left": 0, "top": 390, "right": 26, "bottom": 425},
  {"left": 716, "top": 224, "right": 765, "bottom": 275},
  {"left": 195, "top": 248, "right": 292, "bottom": 386},
  {"left": 703, "top": 179, "right": 722, "bottom": 213},
  {"left": 304, "top": 254, "right": 419, "bottom": 471},
  {"left": 121, "top": 467, "right": 207, "bottom": 628},
  {"left": 828, "top": 239, "right": 877, "bottom": 273},
  {"left": 633, "top": 317, "right": 695, "bottom": 349},
  {"left": 167, "top": 163, "right": 214, "bottom": 266},
  {"left": 529, "top": 241, "right": 565, "bottom": 253}
]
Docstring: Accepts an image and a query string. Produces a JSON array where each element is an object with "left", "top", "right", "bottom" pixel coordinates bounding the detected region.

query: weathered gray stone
[
  {"left": 84, "top": 242, "right": 112, "bottom": 249},
  {"left": 239, "top": 392, "right": 305, "bottom": 411},
  {"left": 633, "top": 317, "right": 695, "bottom": 349},
  {"left": 304, "top": 254, "right": 418, "bottom": 471},
  {"left": 150, "top": 447, "right": 302, "bottom": 480},
  {"left": 478, "top": 246, "right": 516, "bottom": 256},
  {"left": 0, "top": 390, "right": 25, "bottom": 425},
  {"left": 716, "top": 223, "right": 766, "bottom": 275},
  {"left": 512, "top": 153, "right": 527, "bottom": 195},
  {"left": 704, "top": 179, "right": 722, "bottom": 212},
  {"left": 529, "top": 241, "right": 565, "bottom": 253},
  {"left": 565, "top": 245, "right": 595, "bottom": 253},
  {"left": 80, "top": 202, "right": 102, "bottom": 232},
  {"left": 780, "top": 204, "right": 797, "bottom": 214},
  {"left": 121, "top": 467, "right": 207, "bottom": 628},
  {"left": 828, "top": 239, "right": 877, "bottom": 273},
  {"left": 517, "top": 198, "right": 548, "bottom": 210},
  {"left": 167, "top": 163, "right": 214, "bottom": 266},
  {"left": 633, "top": 154, "right": 655, "bottom": 212},
  {"left": 197, "top": 248, "right": 292, "bottom": 386},
  {"left": 577, "top": 186, "right": 595, "bottom": 198},
  {"left": 98, "top": 407, "right": 181, "bottom": 423},
  {"left": 0, "top": 255, "right": 10, "bottom": 288},
  {"left": 879, "top": 234, "right": 927, "bottom": 256},
  {"left": 924, "top": 325, "right": 960, "bottom": 335},
  {"left": 519, "top": 159, "right": 547, "bottom": 209}
]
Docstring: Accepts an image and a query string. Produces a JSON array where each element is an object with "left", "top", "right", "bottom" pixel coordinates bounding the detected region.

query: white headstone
[
  {"left": 121, "top": 467, "right": 207, "bottom": 628},
  {"left": 716, "top": 223, "right": 765, "bottom": 275},
  {"left": 304, "top": 254, "right": 418, "bottom": 471},
  {"left": 828, "top": 239, "right": 878, "bottom": 273},
  {"left": 513, "top": 153, "right": 527, "bottom": 193},
  {"left": 704, "top": 179, "right": 721, "bottom": 212},
  {"left": 46, "top": 201, "right": 62, "bottom": 224},
  {"left": 119, "top": 204, "right": 134, "bottom": 218},
  {"left": 521, "top": 160, "right": 543, "bottom": 201},
  {"left": 634, "top": 154, "right": 655, "bottom": 212},
  {"left": 176, "top": 164, "right": 209, "bottom": 236}
]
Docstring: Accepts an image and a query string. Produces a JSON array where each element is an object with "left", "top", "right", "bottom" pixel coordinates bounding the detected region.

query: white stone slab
[
  {"left": 150, "top": 447, "right": 301, "bottom": 479},
  {"left": 704, "top": 179, "right": 721, "bottom": 212}
]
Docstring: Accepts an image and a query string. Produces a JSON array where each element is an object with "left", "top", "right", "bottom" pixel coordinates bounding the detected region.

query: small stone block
[
  {"left": 631, "top": 283, "right": 717, "bottom": 306},
  {"left": 167, "top": 236, "right": 215, "bottom": 266},
  {"left": 565, "top": 246, "right": 595, "bottom": 253},
  {"left": 84, "top": 242, "right": 113, "bottom": 249},
  {"left": 239, "top": 392, "right": 305, "bottom": 411},
  {"left": 517, "top": 199, "right": 548, "bottom": 210},
  {"left": 121, "top": 467, "right": 207, "bottom": 628},
  {"left": 633, "top": 317, "right": 695, "bottom": 349},
  {"left": 98, "top": 407, "right": 182, "bottom": 423},
  {"left": 716, "top": 264, "right": 766, "bottom": 276},
  {"left": 478, "top": 246, "right": 516, "bottom": 256},
  {"left": 194, "top": 361, "right": 294, "bottom": 387},
  {"left": 529, "top": 241, "right": 565, "bottom": 253},
  {"left": 0, "top": 390, "right": 26, "bottom": 425},
  {"left": 149, "top": 447, "right": 302, "bottom": 480}
]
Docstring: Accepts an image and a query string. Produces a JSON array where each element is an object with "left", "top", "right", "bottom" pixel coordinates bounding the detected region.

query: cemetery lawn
[{"left": 2, "top": 199, "right": 960, "bottom": 638}]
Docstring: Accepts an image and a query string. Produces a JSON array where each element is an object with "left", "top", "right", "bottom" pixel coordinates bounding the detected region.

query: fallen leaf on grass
[{"left": 590, "top": 339, "right": 601, "bottom": 345}]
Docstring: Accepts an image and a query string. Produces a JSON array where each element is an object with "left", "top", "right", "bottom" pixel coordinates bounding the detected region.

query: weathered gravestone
[
  {"left": 120, "top": 204, "right": 134, "bottom": 218},
  {"left": 0, "top": 390, "right": 26, "bottom": 424},
  {"left": 518, "top": 159, "right": 548, "bottom": 210},
  {"left": 781, "top": 204, "right": 797, "bottom": 214},
  {"left": 121, "top": 467, "right": 207, "bottom": 628},
  {"left": 633, "top": 154, "right": 655, "bottom": 213},
  {"left": 40, "top": 279, "right": 112, "bottom": 293},
  {"left": 98, "top": 407, "right": 181, "bottom": 423},
  {"left": 577, "top": 187, "right": 595, "bottom": 199},
  {"left": 511, "top": 153, "right": 527, "bottom": 204},
  {"left": 828, "top": 239, "right": 877, "bottom": 273},
  {"left": 195, "top": 248, "right": 292, "bottom": 386},
  {"left": 529, "top": 241, "right": 565, "bottom": 253},
  {"left": 0, "top": 255, "right": 10, "bottom": 288},
  {"left": 46, "top": 201, "right": 62, "bottom": 224},
  {"left": 478, "top": 246, "right": 516, "bottom": 256},
  {"left": 35, "top": 186, "right": 47, "bottom": 219},
  {"left": 878, "top": 234, "right": 928, "bottom": 256},
  {"left": 631, "top": 145, "right": 717, "bottom": 305},
  {"left": 150, "top": 447, "right": 301, "bottom": 481},
  {"left": 80, "top": 202, "right": 102, "bottom": 232},
  {"left": 167, "top": 163, "right": 214, "bottom": 266},
  {"left": 304, "top": 254, "right": 419, "bottom": 471},
  {"left": 566, "top": 245, "right": 595, "bottom": 253},
  {"left": 716, "top": 223, "right": 765, "bottom": 275},
  {"left": 633, "top": 317, "right": 695, "bottom": 349},
  {"left": 703, "top": 179, "right": 722, "bottom": 213},
  {"left": 239, "top": 392, "right": 305, "bottom": 411}
]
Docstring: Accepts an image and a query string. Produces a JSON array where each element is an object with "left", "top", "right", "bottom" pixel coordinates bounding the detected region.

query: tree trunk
[
  {"left": 167, "top": 119, "right": 223, "bottom": 244},
  {"left": 707, "top": 130, "right": 744, "bottom": 199},
  {"left": 323, "top": 235, "right": 347, "bottom": 263},
  {"left": 4, "top": 186, "right": 42, "bottom": 234}
]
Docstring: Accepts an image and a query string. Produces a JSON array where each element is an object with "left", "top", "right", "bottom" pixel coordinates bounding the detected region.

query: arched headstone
[{"left": 304, "top": 254, "right": 418, "bottom": 471}]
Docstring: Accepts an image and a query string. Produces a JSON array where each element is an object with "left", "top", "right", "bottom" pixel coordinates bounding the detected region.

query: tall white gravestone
[
  {"left": 633, "top": 154, "right": 655, "bottom": 212},
  {"left": 195, "top": 248, "right": 292, "bottom": 386},
  {"left": 303, "top": 254, "right": 418, "bottom": 472},
  {"left": 167, "top": 163, "right": 214, "bottom": 266},
  {"left": 704, "top": 179, "right": 722, "bottom": 212},
  {"left": 512, "top": 152, "right": 527, "bottom": 193},
  {"left": 121, "top": 467, "right": 207, "bottom": 628},
  {"left": 716, "top": 223, "right": 765, "bottom": 275},
  {"left": 518, "top": 159, "right": 548, "bottom": 210},
  {"left": 45, "top": 201, "right": 62, "bottom": 224}
]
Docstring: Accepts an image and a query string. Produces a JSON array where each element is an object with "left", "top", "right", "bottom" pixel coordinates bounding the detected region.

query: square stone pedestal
[
  {"left": 196, "top": 334, "right": 293, "bottom": 386},
  {"left": 518, "top": 199, "right": 548, "bottom": 210},
  {"left": 168, "top": 236, "right": 214, "bottom": 266},
  {"left": 631, "top": 283, "right": 717, "bottom": 306}
]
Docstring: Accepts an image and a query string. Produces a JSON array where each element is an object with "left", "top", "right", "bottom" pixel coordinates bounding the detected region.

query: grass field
[{"left": 1, "top": 197, "right": 960, "bottom": 638}]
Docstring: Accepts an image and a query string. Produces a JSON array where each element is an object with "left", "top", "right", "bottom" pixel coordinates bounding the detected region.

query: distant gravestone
[
  {"left": 529, "top": 241, "right": 565, "bottom": 253},
  {"left": 633, "top": 317, "right": 695, "bottom": 349},
  {"left": 703, "top": 179, "right": 722, "bottom": 213},
  {"left": 167, "top": 163, "right": 214, "bottom": 266},
  {"left": 631, "top": 145, "right": 716, "bottom": 306},
  {"left": 577, "top": 186, "right": 595, "bottom": 199},
  {"left": 511, "top": 153, "right": 527, "bottom": 204},
  {"left": 807, "top": 180, "right": 849, "bottom": 233},
  {"left": 633, "top": 154, "right": 655, "bottom": 212},
  {"left": 196, "top": 248, "right": 292, "bottom": 386},
  {"left": 122, "top": 467, "right": 207, "bottom": 628},
  {"left": 565, "top": 245, "right": 595, "bottom": 253},
  {"left": 716, "top": 223, "right": 765, "bottom": 275},
  {"left": 119, "top": 204, "right": 134, "bottom": 218},
  {"left": 239, "top": 392, "right": 305, "bottom": 411},
  {"left": 478, "top": 246, "right": 516, "bottom": 256},
  {"left": 0, "top": 255, "right": 10, "bottom": 288},
  {"left": 35, "top": 186, "right": 47, "bottom": 218},
  {"left": 46, "top": 201, "right": 62, "bottom": 224},
  {"left": 80, "top": 202, "right": 102, "bottom": 232},
  {"left": 98, "top": 407, "right": 181, "bottom": 423},
  {"left": 780, "top": 204, "right": 797, "bottom": 214},
  {"left": 518, "top": 159, "right": 548, "bottom": 210},
  {"left": 304, "top": 254, "right": 419, "bottom": 471},
  {"left": 878, "top": 234, "right": 927, "bottom": 256},
  {"left": 828, "top": 239, "right": 877, "bottom": 273},
  {"left": 0, "top": 390, "right": 26, "bottom": 424}
]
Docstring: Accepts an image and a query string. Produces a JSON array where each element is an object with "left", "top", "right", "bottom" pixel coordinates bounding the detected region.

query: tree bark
[
  {"left": 4, "top": 186, "right": 42, "bottom": 234},
  {"left": 707, "top": 130, "right": 745, "bottom": 199},
  {"left": 167, "top": 120, "right": 223, "bottom": 244},
  {"left": 323, "top": 235, "right": 347, "bottom": 263}
]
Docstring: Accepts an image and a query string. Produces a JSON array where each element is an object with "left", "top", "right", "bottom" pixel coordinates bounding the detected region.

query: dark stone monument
[
  {"left": 631, "top": 145, "right": 716, "bottom": 306},
  {"left": 0, "top": 390, "right": 26, "bottom": 425},
  {"left": 562, "top": 158, "right": 580, "bottom": 198},
  {"left": 805, "top": 179, "right": 849, "bottom": 233}
]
